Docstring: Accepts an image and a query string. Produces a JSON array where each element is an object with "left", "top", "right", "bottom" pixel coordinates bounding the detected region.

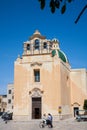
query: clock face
[{"left": 35, "top": 39, "right": 39, "bottom": 50}]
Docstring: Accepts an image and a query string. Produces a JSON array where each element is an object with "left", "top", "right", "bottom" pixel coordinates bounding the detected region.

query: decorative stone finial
[{"left": 34, "top": 30, "right": 41, "bottom": 35}]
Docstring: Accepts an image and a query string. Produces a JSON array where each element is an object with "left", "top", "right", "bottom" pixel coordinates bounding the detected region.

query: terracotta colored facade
[{"left": 13, "top": 30, "right": 87, "bottom": 121}]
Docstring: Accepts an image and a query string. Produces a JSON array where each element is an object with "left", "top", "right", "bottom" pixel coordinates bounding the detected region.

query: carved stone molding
[
  {"left": 71, "top": 102, "right": 80, "bottom": 106},
  {"left": 31, "top": 62, "right": 42, "bottom": 67},
  {"left": 29, "top": 88, "right": 44, "bottom": 97}
]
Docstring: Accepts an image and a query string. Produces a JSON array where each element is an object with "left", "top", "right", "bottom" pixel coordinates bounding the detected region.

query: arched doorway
[
  {"left": 73, "top": 107, "right": 79, "bottom": 117},
  {"left": 72, "top": 102, "right": 80, "bottom": 117},
  {"left": 29, "top": 88, "right": 43, "bottom": 119}
]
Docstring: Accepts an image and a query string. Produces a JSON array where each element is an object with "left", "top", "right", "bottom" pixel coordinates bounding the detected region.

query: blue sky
[{"left": 0, "top": 0, "right": 87, "bottom": 94}]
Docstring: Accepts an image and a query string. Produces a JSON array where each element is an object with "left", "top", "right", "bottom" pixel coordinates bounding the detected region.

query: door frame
[{"left": 32, "top": 97, "right": 42, "bottom": 119}]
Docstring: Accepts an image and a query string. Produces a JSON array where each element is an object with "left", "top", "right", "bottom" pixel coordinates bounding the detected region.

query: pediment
[
  {"left": 31, "top": 62, "right": 42, "bottom": 66},
  {"left": 29, "top": 88, "right": 44, "bottom": 97}
]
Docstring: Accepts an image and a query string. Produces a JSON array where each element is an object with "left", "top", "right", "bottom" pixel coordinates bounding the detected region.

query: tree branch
[{"left": 75, "top": 5, "right": 87, "bottom": 24}]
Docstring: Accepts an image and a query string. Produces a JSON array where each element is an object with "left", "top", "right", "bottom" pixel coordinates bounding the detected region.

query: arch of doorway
[{"left": 29, "top": 88, "right": 44, "bottom": 119}]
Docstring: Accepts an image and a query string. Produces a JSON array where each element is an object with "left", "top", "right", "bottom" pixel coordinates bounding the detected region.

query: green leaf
[
  {"left": 83, "top": 99, "right": 87, "bottom": 110},
  {"left": 50, "top": 0, "right": 55, "bottom": 8},
  {"left": 61, "top": 4, "right": 66, "bottom": 14},
  {"left": 40, "top": 0, "right": 45, "bottom": 10},
  {"left": 51, "top": 6, "right": 55, "bottom": 13},
  {"left": 55, "top": 0, "right": 60, "bottom": 9}
]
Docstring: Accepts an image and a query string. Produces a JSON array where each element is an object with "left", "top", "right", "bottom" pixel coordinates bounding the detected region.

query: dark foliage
[
  {"left": 38, "top": 0, "right": 87, "bottom": 23},
  {"left": 61, "top": 4, "right": 66, "bottom": 14},
  {"left": 38, "top": 0, "right": 45, "bottom": 9},
  {"left": 83, "top": 99, "right": 87, "bottom": 110},
  {"left": 38, "top": 0, "right": 73, "bottom": 13}
]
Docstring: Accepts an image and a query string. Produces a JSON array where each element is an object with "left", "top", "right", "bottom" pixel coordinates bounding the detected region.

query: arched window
[
  {"left": 43, "top": 42, "right": 47, "bottom": 49},
  {"left": 35, "top": 39, "right": 39, "bottom": 50},
  {"left": 27, "top": 44, "right": 30, "bottom": 50}
]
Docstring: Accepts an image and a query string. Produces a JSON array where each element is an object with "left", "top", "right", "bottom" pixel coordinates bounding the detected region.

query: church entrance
[
  {"left": 32, "top": 97, "right": 41, "bottom": 119},
  {"left": 73, "top": 107, "right": 79, "bottom": 117}
]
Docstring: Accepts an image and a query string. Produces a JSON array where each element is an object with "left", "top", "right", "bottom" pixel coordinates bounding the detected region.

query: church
[{"left": 13, "top": 30, "right": 87, "bottom": 121}]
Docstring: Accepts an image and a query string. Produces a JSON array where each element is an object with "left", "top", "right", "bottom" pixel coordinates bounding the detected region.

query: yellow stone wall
[
  {"left": 13, "top": 31, "right": 87, "bottom": 121},
  {"left": 14, "top": 54, "right": 72, "bottom": 120},
  {"left": 70, "top": 69, "right": 87, "bottom": 111}
]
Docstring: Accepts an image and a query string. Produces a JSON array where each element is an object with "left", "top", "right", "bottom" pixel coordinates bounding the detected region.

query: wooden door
[{"left": 32, "top": 97, "right": 41, "bottom": 119}]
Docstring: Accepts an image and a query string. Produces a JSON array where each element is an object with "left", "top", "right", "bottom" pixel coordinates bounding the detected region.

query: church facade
[{"left": 13, "top": 30, "right": 87, "bottom": 121}]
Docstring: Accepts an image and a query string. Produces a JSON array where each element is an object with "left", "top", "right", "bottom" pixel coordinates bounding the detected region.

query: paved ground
[{"left": 0, "top": 117, "right": 87, "bottom": 130}]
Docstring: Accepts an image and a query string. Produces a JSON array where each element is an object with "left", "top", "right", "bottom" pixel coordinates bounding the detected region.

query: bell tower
[{"left": 23, "top": 30, "right": 52, "bottom": 56}]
